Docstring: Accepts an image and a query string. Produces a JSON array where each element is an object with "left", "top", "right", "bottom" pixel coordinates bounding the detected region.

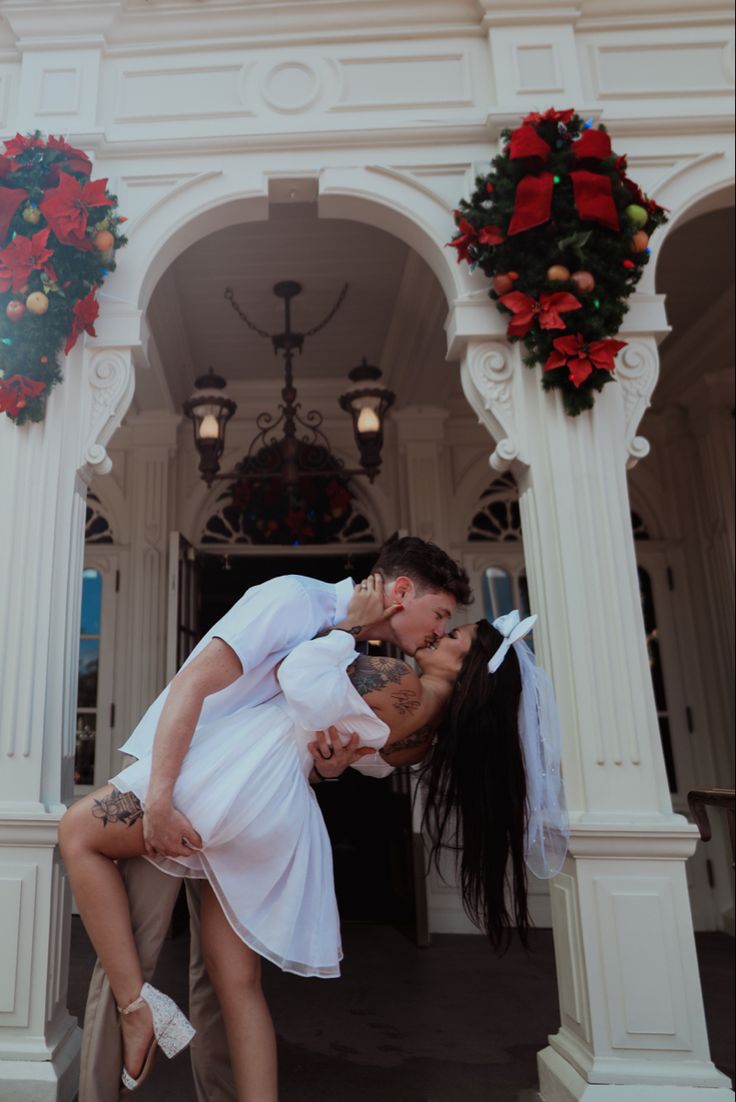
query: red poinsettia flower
[
  {"left": 40, "top": 171, "right": 112, "bottom": 251},
  {"left": 522, "top": 107, "right": 575, "bottom": 126},
  {"left": 572, "top": 128, "right": 612, "bottom": 161},
  {"left": 0, "top": 227, "right": 54, "bottom": 293},
  {"left": 3, "top": 132, "right": 44, "bottom": 157},
  {"left": 47, "top": 135, "right": 92, "bottom": 177},
  {"left": 64, "top": 290, "right": 100, "bottom": 355},
  {"left": 447, "top": 214, "right": 503, "bottom": 262},
  {"left": 498, "top": 291, "right": 581, "bottom": 338},
  {"left": 0, "top": 374, "right": 46, "bottom": 417},
  {"left": 509, "top": 125, "right": 551, "bottom": 162},
  {"left": 447, "top": 215, "right": 479, "bottom": 263},
  {"left": 544, "top": 333, "right": 627, "bottom": 388}
]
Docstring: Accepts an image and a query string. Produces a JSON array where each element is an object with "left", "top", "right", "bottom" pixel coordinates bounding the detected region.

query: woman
[{"left": 60, "top": 600, "right": 566, "bottom": 1100}]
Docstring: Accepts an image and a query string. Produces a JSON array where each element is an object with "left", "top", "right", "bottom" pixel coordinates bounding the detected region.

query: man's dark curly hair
[{"left": 372, "top": 535, "right": 472, "bottom": 607}]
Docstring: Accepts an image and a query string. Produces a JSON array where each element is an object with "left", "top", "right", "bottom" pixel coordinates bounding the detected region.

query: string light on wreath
[
  {"left": 0, "top": 131, "right": 127, "bottom": 424},
  {"left": 448, "top": 108, "right": 667, "bottom": 415}
]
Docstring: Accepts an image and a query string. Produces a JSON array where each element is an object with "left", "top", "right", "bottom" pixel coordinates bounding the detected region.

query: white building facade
[{"left": 0, "top": 1, "right": 733, "bottom": 1099}]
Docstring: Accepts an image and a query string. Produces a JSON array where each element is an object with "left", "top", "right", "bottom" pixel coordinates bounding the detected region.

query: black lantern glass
[
  {"left": 183, "top": 369, "right": 237, "bottom": 486},
  {"left": 339, "top": 358, "right": 395, "bottom": 481}
]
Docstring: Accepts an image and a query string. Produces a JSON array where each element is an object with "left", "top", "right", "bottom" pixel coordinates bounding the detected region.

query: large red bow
[
  {"left": 498, "top": 291, "right": 581, "bottom": 337},
  {"left": 572, "top": 129, "right": 612, "bottom": 161},
  {"left": 569, "top": 171, "right": 619, "bottom": 232},
  {"left": 509, "top": 125, "right": 551, "bottom": 162},
  {"left": 507, "top": 172, "right": 554, "bottom": 235},
  {"left": 545, "top": 333, "right": 627, "bottom": 388}
]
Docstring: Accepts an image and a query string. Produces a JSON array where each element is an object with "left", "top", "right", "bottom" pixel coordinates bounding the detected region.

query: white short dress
[{"left": 109, "top": 632, "right": 392, "bottom": 979}]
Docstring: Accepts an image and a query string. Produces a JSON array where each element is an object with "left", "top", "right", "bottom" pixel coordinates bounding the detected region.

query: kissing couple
[{"left": 61, "top": 535, "right": 567, "bottom": 1101}]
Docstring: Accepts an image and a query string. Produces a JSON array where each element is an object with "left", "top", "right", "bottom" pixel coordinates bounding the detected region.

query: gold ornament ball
[
  {"left": 94, "top": 229, "right": 115, "bottom": 253},
  {"left": 571, "top": 270, "right": 596, "bottom": 293},
  {"left": 547, "top": 265, "right": 571, "bottom": 282},
  {"left": 22, "top": 206, "right": 41, "bottom": 225},
  {"left": 492, "top": 273, "right": 515, "bottom": 295},
  {"left": 26, "top": 291, "right": 49, "bottom": 315},
  {"left": 630, "top": 230, "right": 650, "bottom": 253},
  {"left": 625, "top": 204, "right": 648, "bottom": 229}
]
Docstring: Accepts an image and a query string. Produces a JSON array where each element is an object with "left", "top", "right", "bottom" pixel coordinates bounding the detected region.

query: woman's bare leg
[
  {"left": 59, "top": 784, "right": 155, "bottom": 1078},
  {"left": 200, "top": 882, "right": 278, "bottom": 1102}
]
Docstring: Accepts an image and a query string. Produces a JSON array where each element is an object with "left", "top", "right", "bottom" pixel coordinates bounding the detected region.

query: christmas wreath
[
  {"left": 449, "top": 108, "right": 667, "bottom": 415},
  {"left": 0, "top": 132, "right": 127, "bottom": 425}
]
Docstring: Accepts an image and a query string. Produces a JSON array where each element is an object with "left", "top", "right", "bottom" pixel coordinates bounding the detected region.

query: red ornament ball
[
  {"left": 6, "top": 299, "right": 26, "bottom": 321},
  {"left": 571, "top": 270, "right": 596, "bottom": 293}
]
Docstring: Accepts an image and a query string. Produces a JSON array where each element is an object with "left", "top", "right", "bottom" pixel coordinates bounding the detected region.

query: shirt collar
[{"left": 334, "top": 576, "right": 355, "bottom": 622}]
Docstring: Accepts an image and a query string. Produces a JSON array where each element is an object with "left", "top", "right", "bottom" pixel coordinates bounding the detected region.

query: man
[{"left": 77, "top": 535, "right": 471, "bottom": 1102}]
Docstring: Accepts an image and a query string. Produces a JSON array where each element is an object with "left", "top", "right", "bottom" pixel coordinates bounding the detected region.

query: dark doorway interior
[{"left": 197, "top": 550, "right": 422, "bottom": 935}]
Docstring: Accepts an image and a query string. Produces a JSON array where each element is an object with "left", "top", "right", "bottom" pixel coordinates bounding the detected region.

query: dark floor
[{"left": 68, "top": 918, "right": 734, "bottom": 1102}]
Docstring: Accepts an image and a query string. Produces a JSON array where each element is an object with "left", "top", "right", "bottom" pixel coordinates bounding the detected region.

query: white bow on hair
[{"left": 488, "top": 610, "right": 538, "bottom": 673}]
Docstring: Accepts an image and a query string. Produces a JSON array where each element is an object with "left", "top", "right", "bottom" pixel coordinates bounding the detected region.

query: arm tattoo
[
  {"left": 348, "top": 655, "right": 411, "bottom": 697},
  {"left": 91, "top": 787, "right": 143, "bottom": 828},
  {"left": 382, "top": 723, "right": 435, "bottom": 759},
  {"left": 389, "top": 688, "right": 422, "bottom": 716}
]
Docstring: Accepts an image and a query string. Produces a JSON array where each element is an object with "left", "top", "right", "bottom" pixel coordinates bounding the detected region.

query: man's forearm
[{"left": 147, "top": 683, "right": 206, "bottom": 804}]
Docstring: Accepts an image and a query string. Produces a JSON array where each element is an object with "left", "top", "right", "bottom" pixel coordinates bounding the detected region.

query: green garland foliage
[
  {"left": 450, "top": 109, "right": 667, "bottom": 415},
  {"left": 0, "top": 132, "right": 127, "bottom": 425}
]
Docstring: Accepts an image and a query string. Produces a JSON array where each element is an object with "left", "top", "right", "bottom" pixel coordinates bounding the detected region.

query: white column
[
  {"left": 0, "top": 309, "right": 137, "bottom": 1100},
  {"left": 393, "top": 406, "right": 451, "bottom": 547},
  {"left": 124, "top": 414, "right": 180, "bottom": 728},
  {"left": 450, "top": 301, "right": 733, "bottom": 1099}
]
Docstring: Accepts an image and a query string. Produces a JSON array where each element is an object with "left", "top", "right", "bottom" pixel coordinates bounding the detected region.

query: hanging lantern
[
  {"left": 182, "top": 369, "right": 237, "bottom": 486},
  {"left": 339, "top": 358, "right": 395, "bottom": 481}
]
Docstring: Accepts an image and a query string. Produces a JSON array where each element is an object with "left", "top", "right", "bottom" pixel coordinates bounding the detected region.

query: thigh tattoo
[{"left": 91, "top": 787, "right": 143, "bottom": 828}]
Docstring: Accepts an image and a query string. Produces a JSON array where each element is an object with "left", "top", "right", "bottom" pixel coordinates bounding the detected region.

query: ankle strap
[{"left": 117, "top": 994, "right": 145, "bottom": 1015}]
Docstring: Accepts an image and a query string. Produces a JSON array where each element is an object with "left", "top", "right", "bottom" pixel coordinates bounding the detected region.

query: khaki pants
[{"left": 78, "top": 857, "right": 235, "bottom": 1102}]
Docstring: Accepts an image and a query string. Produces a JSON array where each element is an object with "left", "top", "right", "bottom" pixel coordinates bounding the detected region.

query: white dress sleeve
[{"left": 277, "top": 631, "right": 394, "bottom": 779}]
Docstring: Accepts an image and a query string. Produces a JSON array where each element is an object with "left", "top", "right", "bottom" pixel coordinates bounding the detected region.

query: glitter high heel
[{"left": 118, "top": 982, "right": 195, "bottom": 1093}]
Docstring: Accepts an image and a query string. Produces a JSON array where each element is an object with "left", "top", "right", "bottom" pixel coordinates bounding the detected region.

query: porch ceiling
[
  {"left": 140, "top": 201, "right": 456, "bottom": 415},
  {"left": 138, "top": 200, "right": 734, "bottom": 418}
]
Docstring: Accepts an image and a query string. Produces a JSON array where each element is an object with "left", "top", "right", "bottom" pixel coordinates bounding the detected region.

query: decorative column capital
[
  {"left": 461, "top": 340, "right": 528, "bottom": 475},
  {"left": 79, "top": 347, "right": 135, "bottom": 482},
  {"left": 616, "top": 338, "right": 661, "bottom": 469}
]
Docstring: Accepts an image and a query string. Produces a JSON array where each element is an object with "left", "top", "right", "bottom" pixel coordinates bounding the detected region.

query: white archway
[{"left": 640, "top": 156, "right": 735, "bottom": 293}]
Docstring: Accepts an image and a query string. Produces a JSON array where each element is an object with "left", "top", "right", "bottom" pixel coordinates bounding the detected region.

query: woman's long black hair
[{"left": 419, "top": 619, "right": 530, "bottom": 951}]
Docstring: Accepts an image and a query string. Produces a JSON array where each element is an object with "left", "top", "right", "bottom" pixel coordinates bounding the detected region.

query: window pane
[
  {"left": 75, "top": 713, "right": 96, "bottom": 786},
  {"left": 81, "top": 569, "right": 102, "bottom": 635},
  {"left": 78, "top": 639, "right": 99, "bottom": 708},
  {"left": 482, "top": 567, "right": 513, "bottom": 622}
]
